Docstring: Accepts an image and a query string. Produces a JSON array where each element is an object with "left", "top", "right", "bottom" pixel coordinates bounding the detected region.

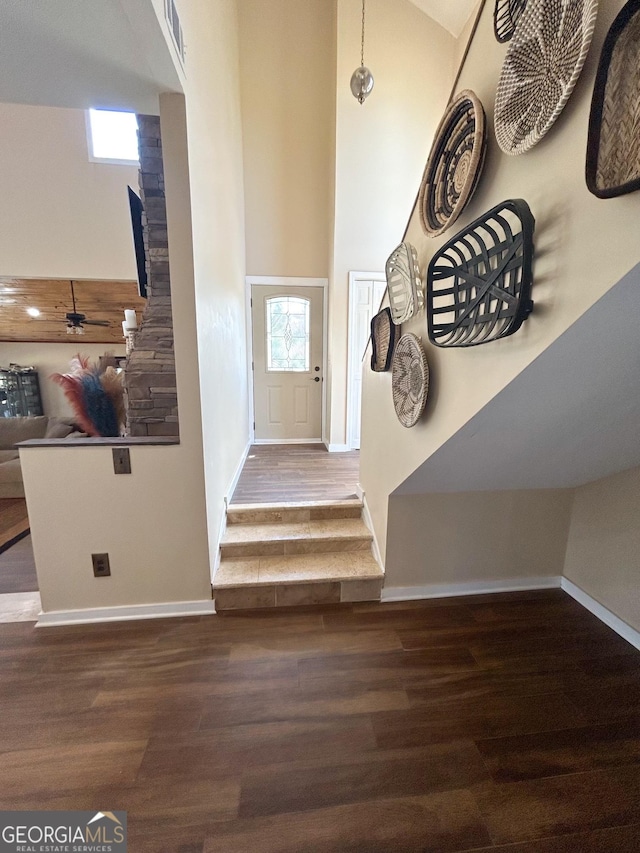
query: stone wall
[{"left": 124, "top": 114, "right": 179, "bottom": 437}]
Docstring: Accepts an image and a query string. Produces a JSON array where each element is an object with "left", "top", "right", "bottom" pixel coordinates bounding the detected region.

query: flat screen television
[{"left": 128, "top": 186, "right": 148, "bottom": 298}]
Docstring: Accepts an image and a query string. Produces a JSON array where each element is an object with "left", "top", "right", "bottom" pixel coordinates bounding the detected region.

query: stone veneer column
[{"left": 124, "top": 114, "right": 179, "bottom": 437}]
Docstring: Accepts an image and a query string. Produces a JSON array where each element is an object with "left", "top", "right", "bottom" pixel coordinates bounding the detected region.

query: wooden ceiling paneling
[{"left": 0, "top": 278, "right": 146, "bottom": 343}]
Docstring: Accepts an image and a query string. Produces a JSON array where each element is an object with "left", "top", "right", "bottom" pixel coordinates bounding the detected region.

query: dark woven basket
[
  {"left": 427, "top": 199, "right": 535, "bottom": 347},
  {"left": 370, "top": 308, "right": 396, "bottom": 372},
  {"left": 586, "top": 0, "right": 640, "bottom": 198},
  {"left": 418, "top": 90, "right": 487, "bottom": 238},
  {"left": 494, "top": 0, "right": 529, "bottom": 42},
  {"left": 391, "top": 334, "right": 429, "bottom": 428}
]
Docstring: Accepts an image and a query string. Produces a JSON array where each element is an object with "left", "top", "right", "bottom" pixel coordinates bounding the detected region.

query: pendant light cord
[{"left": 361, "top": 0, "right": 366, "bottom": 67}]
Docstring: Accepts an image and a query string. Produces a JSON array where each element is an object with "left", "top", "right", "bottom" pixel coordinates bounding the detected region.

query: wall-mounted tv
[{"left": 128, "top": 186, "right": 148, "bottom": 299}]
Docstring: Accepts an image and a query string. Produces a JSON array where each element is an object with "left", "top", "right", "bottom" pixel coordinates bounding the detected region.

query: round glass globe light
[{"left": 350, "top": 66, "right": 374, "bottom": 104}]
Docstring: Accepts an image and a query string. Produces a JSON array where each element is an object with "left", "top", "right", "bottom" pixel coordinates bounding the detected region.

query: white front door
[
  {"left": 252, "top": 284, "right": 324, "bottom": 442},
  {"left": 347, "top": 273, "right": 386, "bottom": 450}
]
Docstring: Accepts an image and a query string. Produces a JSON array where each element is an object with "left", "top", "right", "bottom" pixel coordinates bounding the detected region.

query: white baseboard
[
  {"left": 382, "top": 576, "right": 561, "bottom": 602},
  {"left": 360, "top": 492, "right": 384, "bottom": 571},
  {"left": 254, "top": 438, "right": 323, "bottom": 445},
  {"left": 326, "top": 443, "right": 350, "bottom": 452},
  {"left": 561, "top": 577, "right": 640, "bottom": 652},
  {"left": 225, "top": 439, "right": 251, "bottom": 505},
  {"left": 36, "top": 599, "right": 216, "bottom": 628}
]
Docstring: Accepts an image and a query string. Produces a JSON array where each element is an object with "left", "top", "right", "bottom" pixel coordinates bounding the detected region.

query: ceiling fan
[{"left": 66, "top": 281, "right": 110, "bottom": 335}]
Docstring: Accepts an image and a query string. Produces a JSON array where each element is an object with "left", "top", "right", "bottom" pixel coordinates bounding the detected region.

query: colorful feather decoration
[{"left": 50, "top": 354, "right": 125, "bottom": 437}]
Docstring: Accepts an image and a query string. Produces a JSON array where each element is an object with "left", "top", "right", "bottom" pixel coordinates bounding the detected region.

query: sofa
[{"left": 0, "top": 416, "right": 83, "bottom": 498}]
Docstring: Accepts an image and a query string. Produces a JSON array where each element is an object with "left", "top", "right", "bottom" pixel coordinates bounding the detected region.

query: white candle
[
  {"left": 124, "top": 309, "right": 137, "bottom": 330},
  {"left": 122, "top": 320, "right": 129, "bottom": 336}
]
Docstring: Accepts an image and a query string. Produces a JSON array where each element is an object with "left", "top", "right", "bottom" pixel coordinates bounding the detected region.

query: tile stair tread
[
  {"left": 213, "top": 551, "right": 383, "bottom": 588},
  {"left": 228, "top": 499, "right": 362, "bottom": 512},
  {"left": 221, "top": 519, "right": 372, "bottom": 545}
]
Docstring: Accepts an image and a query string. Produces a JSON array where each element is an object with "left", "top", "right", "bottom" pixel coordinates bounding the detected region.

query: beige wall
[
  {"left": 22, "top": 1, "right": 249, "bottom": 617},
  {"left": 22, "top": 445, "right": 211, "bottom": 612},
  {"left": 386, "top": 489, "right": 574, "bottom": 590},
  {"left": 0, "top": 102, "right": 138, "bottom": 281},
  {"left": 0, "top": 343, "right": 126, "bottom": 417},
  {"left": 360, "top": 0, "right": 640, "bottom": 565},
  {"left": 564, "top": 466, "right": 640, "bottom": 633},
  {"left": 178, "top": 1, "right": 251, "bottom": 563},
  {"left": 238, "top": 0, "right": 335, "bottom": 278},
  {"left": 329, "top": 0, "right": 456, "bottom": 446}
]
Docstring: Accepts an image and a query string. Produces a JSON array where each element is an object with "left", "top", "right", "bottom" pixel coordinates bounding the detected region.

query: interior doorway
[
  {"left": 346, "top": 271, "right": 386, "bottom": 450},
  {"left": 249, "top": 278, "right": 327, "bottom": 443}
]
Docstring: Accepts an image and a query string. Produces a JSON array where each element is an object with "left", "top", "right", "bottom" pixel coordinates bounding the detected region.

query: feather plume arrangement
[{"left": 50, "top": 353, "right": 125, "bottom": 437}]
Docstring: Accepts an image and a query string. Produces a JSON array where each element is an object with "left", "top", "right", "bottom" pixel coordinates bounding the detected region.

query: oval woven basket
[
  {"left": 495, "top": 0, "right": 599, "bottom": 155},
  {"left": 370, "top": 307, "right": 396, "bottom": 372},
  {"left": 385, "top": 242, "right": 424, "bottom": 325},
  {"left": 586, "top": 0, "right": 640, "bottom": 198},
  {"left": 392, "top": 334, "right": 429, "bottom": 428},
  {"left": 418, "top": 90, "right": 487, "bottom": 238},
  {"left": 494, "top": 0, "right": 529, "bottom": 42}
]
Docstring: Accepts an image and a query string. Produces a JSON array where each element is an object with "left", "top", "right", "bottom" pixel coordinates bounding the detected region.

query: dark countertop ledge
[{"left": 18, "top": 436, "right": 180, "bottom": 448}]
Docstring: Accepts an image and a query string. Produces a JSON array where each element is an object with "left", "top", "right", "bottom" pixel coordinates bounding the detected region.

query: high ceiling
[
  {"left": 0, "top": 0, "right": 181, "bottom": 113},
  {"left": 407, "top": 0, "right": 480, "bottom": 37}
]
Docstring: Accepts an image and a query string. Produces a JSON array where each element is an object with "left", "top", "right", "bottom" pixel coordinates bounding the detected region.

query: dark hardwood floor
[
  {"left": 231, "top": 444, "right": 360, "bottom": 504},
  {"left": 0, "top": 497, "right": 29, "bottom": 551},
  {"left": 2, "top": 589, "right": 640, "bottom": 851},
  {"left": 0, "top": 533, "right": 38, "bottom": 593}
]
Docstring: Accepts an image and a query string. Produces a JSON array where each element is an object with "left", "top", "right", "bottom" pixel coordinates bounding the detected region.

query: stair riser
[
  {"left": 227, "top": 507, "right": 362, "bottom": 525},
  {"left": 214, "top": 578, "right": 383, "bottom": 611},
  {"left": 220, "top": 538, "right": 372, "bottom": 558}
]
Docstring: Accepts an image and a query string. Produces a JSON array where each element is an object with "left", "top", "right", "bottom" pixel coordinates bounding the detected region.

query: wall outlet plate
[
  {"left": 113, "top": 447, "right": 131, "bottom": 474},
  {"left": 92, "top": 553, "right": 111, "bottom": 577}
]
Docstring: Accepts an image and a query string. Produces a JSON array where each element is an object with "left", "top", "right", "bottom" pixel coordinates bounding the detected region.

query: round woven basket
[
  {"left": 495, "top": 0, "right": 599, "bottom": 155},
  {"left": 418, "top": 90, "right": 486, "bottom": 238},
  {"left": 494, "top": 0, "right": 529, "bottom": 42},
  {"left": 392, "top": 334, "right": 429, "bottom": 428}
]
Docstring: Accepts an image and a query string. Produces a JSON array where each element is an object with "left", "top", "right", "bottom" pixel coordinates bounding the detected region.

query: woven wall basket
[
  {"left": 385, "top": 242, "right": 424, "bottom": 324},
  {"left": 495, "top": 0, "right": 599, "bottom": 155},
  {"left": 586, "top": 0, "right": 640, "bottom": 198},
  {"left": 494, "top": 0, "right": 529, "bottom": 42},
  {"left": 370, "top": 308, "right": 396, "bottom": 372},
  {"left": 392, "top": 334, "right": 429, "bottom": 428},
  {"left": 427, "top": 199, "right": 535, "bottom": 347},
  {"left": 418, "top": 90, "right": 487, "bottom": 238}
]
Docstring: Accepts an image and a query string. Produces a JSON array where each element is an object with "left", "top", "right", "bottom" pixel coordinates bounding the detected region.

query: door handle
[{"left": 309, "top": 377, "right": 320, "bottom": 382}]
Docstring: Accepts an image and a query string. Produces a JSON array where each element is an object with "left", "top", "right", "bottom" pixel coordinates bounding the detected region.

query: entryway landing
[{"left": 214, "top": 499, "right": 383, "bottom": 611}]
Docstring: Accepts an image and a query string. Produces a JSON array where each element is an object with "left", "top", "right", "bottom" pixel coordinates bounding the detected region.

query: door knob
[{"left": 310, "top": 377, "right": 320, "bottom": 382}]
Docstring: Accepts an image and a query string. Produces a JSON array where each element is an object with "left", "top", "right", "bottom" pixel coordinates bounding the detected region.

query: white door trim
[
  {"left": 346, "top": 271, "right": 387, "bottom": 451},
  {"left": 246, "top": 276, "right": 329, "bottom": 445}
]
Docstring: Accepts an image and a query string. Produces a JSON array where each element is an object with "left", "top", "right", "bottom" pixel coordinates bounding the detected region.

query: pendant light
[{"left": 350, "top": 0, "right": 374, "bottom": 104}]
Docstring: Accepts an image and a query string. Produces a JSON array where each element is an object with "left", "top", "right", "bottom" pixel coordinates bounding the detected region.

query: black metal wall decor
[
  {"left": 427, "top": 199, "right": 535, "bottom": 348},
  {"left": 586, "top": 0, "right": 640, "bottom": 198},
  {"left": 418, "top": 90, "right": 487, "bottom": 237},
  {"left": 370, "top": 308, "right": 396, "bottom": 372},
  {"left": 494, "top": 0, "right": 529, "bottom": 42}
]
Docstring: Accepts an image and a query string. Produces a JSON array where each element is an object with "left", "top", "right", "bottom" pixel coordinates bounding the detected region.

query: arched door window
[{"left": 266, "top": 296, "right": 310, "bottom": 371}]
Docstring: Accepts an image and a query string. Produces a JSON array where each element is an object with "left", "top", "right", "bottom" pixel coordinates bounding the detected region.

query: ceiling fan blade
[{"left": 82, "top": 319, "right": 111, "bottom": 327}]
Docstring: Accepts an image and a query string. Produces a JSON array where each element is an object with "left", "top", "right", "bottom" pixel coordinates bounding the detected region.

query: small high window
[
  {"left": 266, "top": 296, "right": 310, "bottom": 371},
  {"left": 87, "top": 109, "right": 139, "bottom": 164}
]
